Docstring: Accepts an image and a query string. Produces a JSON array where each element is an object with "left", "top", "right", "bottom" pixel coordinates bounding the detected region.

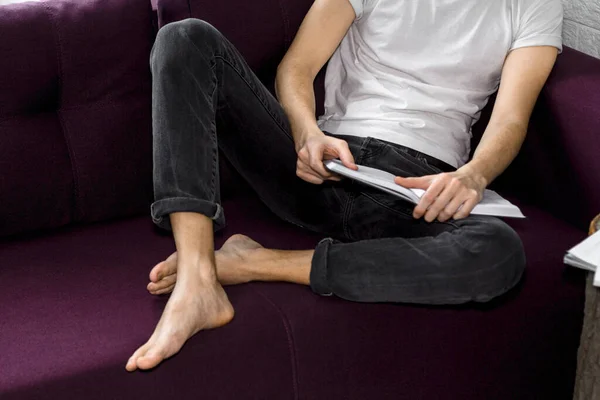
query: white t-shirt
[{"left": 317, "top": 0, "right": 563, "bottom": 168}]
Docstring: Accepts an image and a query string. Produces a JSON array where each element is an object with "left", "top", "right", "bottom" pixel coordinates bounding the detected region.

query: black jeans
[{"left": 150, "top": 19, "right": 525, "bottom": 304}]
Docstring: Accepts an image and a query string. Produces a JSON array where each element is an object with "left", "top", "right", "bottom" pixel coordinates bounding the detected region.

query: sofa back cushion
[{"left": 0, "top": 0, "right": 155, "bottom": 237}]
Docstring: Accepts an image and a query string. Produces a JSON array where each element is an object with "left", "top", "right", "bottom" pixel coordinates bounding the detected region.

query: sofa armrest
[{"left": 494, "top": 47, "right": 600, "bottom": 230}]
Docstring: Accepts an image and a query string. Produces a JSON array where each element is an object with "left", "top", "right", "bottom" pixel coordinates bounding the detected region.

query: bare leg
[
  {"left": 126, "top": 212, "right": 234, "bottom": 372},
  {"left": 147, "top": 234, "right": 312, "bottom": 295}
]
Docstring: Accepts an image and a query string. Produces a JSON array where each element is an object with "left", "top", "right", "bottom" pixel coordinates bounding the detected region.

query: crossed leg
[{"left": 147, "top": 234, "right": 313, "bottom": 296}]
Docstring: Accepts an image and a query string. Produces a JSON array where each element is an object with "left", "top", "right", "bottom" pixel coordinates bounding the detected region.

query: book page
[
  {"left": 567, "top": 231, "right": 600, "bottom": 268},
  {"left": 410, "top": 188, "right": 524, "bottom": 216},
  {"left": 325, "top": 161, "right": 420, "bottom": 204},
  {"left": 324, "top": 160, "right": 525, "bottom": 218}
]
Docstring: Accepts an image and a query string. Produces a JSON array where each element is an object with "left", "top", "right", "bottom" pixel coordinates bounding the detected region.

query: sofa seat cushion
[
  {"left": 0, "top": 197, "right": 312, "bottom": 399},
  {"left": 258, "top": 203, "right": 587, "bottom": 399},
  {"left": 0, "top": 195, "right": 585, "bottom": 399}
]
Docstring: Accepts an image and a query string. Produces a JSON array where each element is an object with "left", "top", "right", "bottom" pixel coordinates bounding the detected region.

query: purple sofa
[{"left": 1, "top": 0, "right": 599, "bottom": 398}]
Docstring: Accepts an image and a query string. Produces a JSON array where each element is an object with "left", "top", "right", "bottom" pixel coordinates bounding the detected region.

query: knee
[
  {"left": 151, "top": 19, "right": 221, "bottom": 70},
  {"left": 156, "top": 18, "right": 220, "bottom": 47},
  {"left": 469, "top": 218, "right": 526, "bottom": 302}
]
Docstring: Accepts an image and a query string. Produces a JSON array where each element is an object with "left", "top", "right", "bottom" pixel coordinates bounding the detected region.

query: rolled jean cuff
[
  {"left": 150, "top": 197, "right": 225, "bottom": 231},
  {"left": 310, "top": 238, "right": 335, "bottom": 297}
]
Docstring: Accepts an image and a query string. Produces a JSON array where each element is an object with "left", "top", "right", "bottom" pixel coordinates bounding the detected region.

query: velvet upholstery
[
  {"left": 1, "top": 0, "right": 599, "bottom": 398},
  {"left": 0, "top": 196, "right": 587, "bottom": 399},
  {"left": 0, "top": 0, "right": 155, "bottom": 237}
]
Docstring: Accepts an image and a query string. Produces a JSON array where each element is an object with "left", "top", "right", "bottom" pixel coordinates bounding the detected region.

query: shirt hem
[{"left": 319, "top": 120, "right": 464, "bottom": 168}]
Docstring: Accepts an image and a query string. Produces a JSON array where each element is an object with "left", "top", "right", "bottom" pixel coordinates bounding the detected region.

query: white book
[
  {"left": 564, "top": 231, "right": 600, "bottom": 286},
  {"left": 324, "top": 159, "right": 525, "bottom": 218}
]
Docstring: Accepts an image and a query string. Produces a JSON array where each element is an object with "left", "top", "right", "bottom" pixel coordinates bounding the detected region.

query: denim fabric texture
[{"left": 150, "top": 18, "right": 526, "bottom": 304}]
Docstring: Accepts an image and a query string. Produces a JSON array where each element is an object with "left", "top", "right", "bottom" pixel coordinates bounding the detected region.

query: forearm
[
  {"left": 275, "top": 65, "right": 323, "bottom": 150},
  {"left": 463, "top": 119, "right": 528, "bottom": 187},
  {"left": 463, "top": 46, "right": 558, "bottom": 188}
]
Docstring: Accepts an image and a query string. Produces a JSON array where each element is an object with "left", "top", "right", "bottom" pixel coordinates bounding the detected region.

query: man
[{"left": 126, "top": 0, "right": 563, "bottom": 371}]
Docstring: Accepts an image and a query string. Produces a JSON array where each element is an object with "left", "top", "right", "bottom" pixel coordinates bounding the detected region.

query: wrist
[
  {"left": 458, "top": 161, "right": 489, "bottom": 190},
  {"left": 292, "top": 124, "right": 323, "bottom": 150}
]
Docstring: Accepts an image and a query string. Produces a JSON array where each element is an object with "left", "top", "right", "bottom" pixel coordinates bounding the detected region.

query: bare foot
[
  {"left": 147, "top": 234, "right": 263, "bottom": 295},
  {"left": 126, "top": 274, "right": 234, "bottom": 372}
]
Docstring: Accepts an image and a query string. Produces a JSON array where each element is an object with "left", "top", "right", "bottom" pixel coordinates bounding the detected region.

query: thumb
[
  {"left": 335, "top": 142, "right": 358, "bottom": 170},
  {"left": 394, "top": 175, "right": 433, "bottom": 189}
]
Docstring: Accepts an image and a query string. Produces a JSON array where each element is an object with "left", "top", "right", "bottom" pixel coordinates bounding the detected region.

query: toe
[
  {"left": 136, "top": 348, "right": 170, "bottom": 370},
  {"left": 149, "top": 262, "right": 165, "bottom": 283},
  {"left": 136, "top": 332, "right": 185, "bottom": 370},
  {"left": 150, "top": 253, "right": 178, "bottom": 282},
  {"left": 148, "top": 274, "right": 177, "bottom": 293},
  {"left": 126, "top": 343, "right": 150, "bottom": 372},
  {"left": 137, "top": 354, "right": 163, "bottom": 370},
  {"left": 153, "top": 284, "right": 176, "bottom": 295}
]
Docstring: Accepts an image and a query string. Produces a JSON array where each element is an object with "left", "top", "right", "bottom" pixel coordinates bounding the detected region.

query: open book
[
  {"left": 564, "top": 231, "right": 600, "bottom": 286},
  {"left": 324, "top": 159, "right": 525, "bottom": 218}
]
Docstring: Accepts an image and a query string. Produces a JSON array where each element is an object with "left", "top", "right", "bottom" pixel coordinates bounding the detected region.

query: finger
[
  {"left": 413, "top": 174, "right": 450, "bottom": 219},
  {"left": 438, "top": 189, "right": 470, "bottom": 222},
  {"left": 424, "top": 178, "right": 462, "bottom": 222},
  {"left": 297, "top": 164, "right": 324, "bottom": 181},
  {"left": 297, "top": 160, "right": 325, "bottom": 179},
  {"left": 308, "top": 146, "right": 334, "bottom": 179},
  {"left": 438, "top": 188, "right": 478, "bottom": 222},
  {"left": 395, "top": 175, "right": 434, "bottom": 190},
  {"left": 453, "top": 193, "right": 480, "bottom": 220},
  {"left": 297, "top": 158, "right": 328, "bottom": 180},
  {"left": 296, "top": 168, "right": 325, "bottom": 185},
  {"left": 297, "top": 146, "right": 310, "bottom": 163},
  {"left": 334, "top": 141, "right": 357, "bottom": 170}
]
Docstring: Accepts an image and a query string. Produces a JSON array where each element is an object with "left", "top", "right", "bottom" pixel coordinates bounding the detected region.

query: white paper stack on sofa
[{"left": 564, "top": 231, "right": 600, "bottom": 286}]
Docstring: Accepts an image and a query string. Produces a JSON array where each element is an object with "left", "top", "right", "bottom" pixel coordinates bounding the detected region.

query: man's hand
[
  {"left": 394, "top": 164, "right": 487, "bottom": 222},
  {"left": 295, "top": 132, "right": 357, "bottom": 184}
]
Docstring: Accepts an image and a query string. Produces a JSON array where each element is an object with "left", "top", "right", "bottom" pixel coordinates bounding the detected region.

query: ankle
[
  {"left": 177, "top": 259, "right": 218, "bottom": 284},
  {"left": 242, "top": 248, "right": 277, "bottom": 281}
]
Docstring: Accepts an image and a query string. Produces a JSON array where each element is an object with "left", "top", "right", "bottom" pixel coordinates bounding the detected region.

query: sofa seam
[
  {"left": 0, "top": 98, "right": 142, "bottom": 123},
  {"left": 43, "top": 2, "right": 82, "bottom": 222},
  {"left": 252, "top": 287, "right": 299, "bottom": 400}
]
